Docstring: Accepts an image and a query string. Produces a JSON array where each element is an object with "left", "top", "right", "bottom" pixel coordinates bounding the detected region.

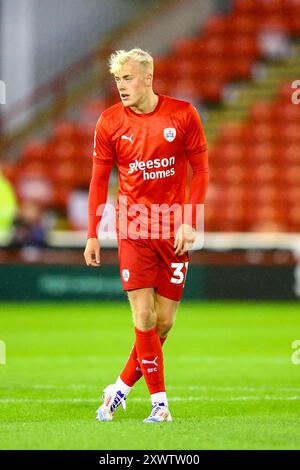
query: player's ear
[{"left": 145, "top": 73, "right": 152, "bottom": 86}]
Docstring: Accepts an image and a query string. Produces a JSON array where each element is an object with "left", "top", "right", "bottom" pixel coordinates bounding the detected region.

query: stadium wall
[{"left": 0, "top": 263, "right": 299, "bottom": 301}]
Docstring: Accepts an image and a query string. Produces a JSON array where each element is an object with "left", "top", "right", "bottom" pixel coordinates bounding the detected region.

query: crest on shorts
[
  {"left": 122, "top": 269, "right": 130, "bottom": 282},
  {"left": 163, "top": 128, "right": 176, "bottom": 142}
]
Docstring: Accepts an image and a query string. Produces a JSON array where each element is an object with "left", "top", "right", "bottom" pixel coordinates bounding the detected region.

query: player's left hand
[{"left": 174, "top": 224, "right": 196, "bottom": 256}]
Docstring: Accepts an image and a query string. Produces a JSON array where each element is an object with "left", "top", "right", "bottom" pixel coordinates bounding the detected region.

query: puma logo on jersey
[{"left": 121, "top": 133, "right": 134, "bottom": 144}]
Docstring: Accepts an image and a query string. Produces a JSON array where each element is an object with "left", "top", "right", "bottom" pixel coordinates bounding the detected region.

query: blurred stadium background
[
  {"left": 1, "top": 0, "right": 300, "bottom": 450},
  {"left": 0, "top": 0, "right": 300, "bottom": 301}
]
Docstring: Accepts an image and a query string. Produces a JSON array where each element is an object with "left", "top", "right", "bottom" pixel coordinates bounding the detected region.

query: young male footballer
[{"left": 84, "top": 48, "right": 209, "bottom": 422}]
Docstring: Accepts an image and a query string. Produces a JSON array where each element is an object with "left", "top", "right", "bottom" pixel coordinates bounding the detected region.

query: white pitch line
[
  {"left": 21, "top": 385, "right": 300, "bottom": 393},
  {"left": 9, "top": 355, "right": 290, "bottom": 365},
  {"left": 1, "top": 396, "right": 300, "bottom": 404}
]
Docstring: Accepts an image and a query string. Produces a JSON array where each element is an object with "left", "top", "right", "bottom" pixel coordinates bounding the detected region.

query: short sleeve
[
  {"left": 184, "top": 104, "right": 207, "bottom": 157},
  {"left": 92, "top": 114, "right": 115, "bottom": 164}
]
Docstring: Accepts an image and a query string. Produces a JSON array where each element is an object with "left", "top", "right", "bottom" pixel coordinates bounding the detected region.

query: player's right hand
[{"left": 84, "top": 238, "right": 101, "bottom": 267}]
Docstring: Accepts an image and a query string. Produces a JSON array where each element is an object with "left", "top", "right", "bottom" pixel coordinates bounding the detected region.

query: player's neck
[{"left": 129, "top": 92, "right": 159, "bottom": 114}]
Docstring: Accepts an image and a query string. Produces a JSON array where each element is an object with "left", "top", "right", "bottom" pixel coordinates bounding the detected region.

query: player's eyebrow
[{"left": 114, "top": 74, "right": 133, "bottom": 79}]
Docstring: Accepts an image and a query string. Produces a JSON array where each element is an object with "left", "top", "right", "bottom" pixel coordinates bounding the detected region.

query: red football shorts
[{"left": 117, "top": 237, "right": 189, "bottom": 301}]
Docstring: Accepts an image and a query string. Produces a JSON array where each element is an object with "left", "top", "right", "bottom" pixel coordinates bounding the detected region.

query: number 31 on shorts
[{"left": 170, "top": 262, "right": 189, "bottom": 285}]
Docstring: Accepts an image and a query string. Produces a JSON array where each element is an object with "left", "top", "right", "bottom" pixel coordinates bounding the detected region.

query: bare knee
[
  {"left": 128, "top": 290, "right": 157, "bottom": 331},
  {"left": 134, "top": 305, "right": 156, "bottom": 330},
  {"left": 156, "top": 318, "right": 175, "bottom": 338}
]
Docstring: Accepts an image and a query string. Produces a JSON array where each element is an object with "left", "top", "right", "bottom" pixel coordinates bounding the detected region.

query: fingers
[
  {"left": 95, "top": 247, "right": 100, "bottom": 265},
  {"left": 174, "top": 237, "right": 184, "bottom": 255},
  {"left": 174, "top": 230, "right": 182, "bottom": 255},
  {"left": 84, "top": 249, "right": 100, "bottom": 267},
  {"left": 174, "top": 226, "right": 192, "bottom": 255},
  {"left": 175, "top": 239, "right": 193, "bottom": 256},
  {"left": 173, "top": 231, "right": 179, "bottom": 251},
  {"left": 174, "top": 226, "right": 184, "bottom": 254}
]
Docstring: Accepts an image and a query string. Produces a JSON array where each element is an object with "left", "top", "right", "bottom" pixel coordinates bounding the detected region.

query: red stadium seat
[
  {"left": 223, "top": 165, "right": 248, "bottom": 185},
  {"left": 21, "top": 140, "right": 49, "bottom": 163},
  {"left": 169, "top": 78, "right": 201, "bottom": 102},
  {"left": 51, "top": 141, "right": 80, "bottom": 161},
  {"left": 284, "top": 186, "right": 300, "bottom": 206},
  {"left": 275, "top": 124, "right": 300, "bottom": 144},
  {"left": 287, "top": 204, "right": 300, "bottom": 231},
  {"left": 234, "top": 0, "right": 257, "bottom": 15},
  {"left": 229, "top": 59, "right": 253, "bottom": 80},
  {"left": 227, "top": 37, "right": 260, "bottom": 61},
  {"left": 259, "top": 0, "right": 285, "bottom": 15},
  {"left": 235, "top": 0, "right": 285, "bottom": 16},
  {"left": 198, "top": 60, "right": 229, "bottom": 81},
  {"left": 246, "top": 123, "right": 275, "bottom": 142},
  {"left": 221, "top": 203, "right": 248, "bottom": 232},
  {"left": 80, "top": 98, "right": 109, "bottom": 125},
  {"left": 220, "top": 143, "right": 245, "bottom": 164},
  {"left": 286, "top": 16, "right": 300, "bottom": 35},
  {"left": 154, "top": 57, "right": 175, "bottom": 79},
  {"left": 198, "top": 80, "right": 224, "bottom": 102},
  {"left": 225, "top": 14, "right": 259, "bottom": 36},
  {"left": 153, "top": 78, "right": 171, "bottom": 95},
  {"left": 203, "top": 15, "right": 228, "bottom": 37},
  {"left": 285, "top": 165, "right": 300, "bottom": 185},
  {"left": 284, "top": 0, "right": 300, "bottom": 13},
  {"left": 172, "top": 38, "right": 204, "bottom": 61},
  {"left": 52, "top": 121, "right": 82, "bottom": 142},
  {"left": 14, "top": 162, "right": 54, "bottom": 207},
  {"left": 252, "top": 203, "right": 285, "bottom": 222},
  {"left": 280, "top": 144, "right": 300, "bottom": 164},
  {"left": 200, "top": 37, "right": 227, "bottom": 58},
  {"left": 276, "top": 103, "right": 300, "bottom": 121},
  {"left": 218, "top": 123, "right": 246, "bottom": 144},
  {"left": 172, "top": 59, "right": 200, "bottom": 79},
  {"left": 82, "top": 98, "right": 108, "bottom": 116},
  {"left": 249, "top": 102, "right": 275, "bottom": 123},
  {"left": 51, "top": 161, "right": 81, "bottom": 187},
  {"left": 251, "top": 184, "right": 280, "bottom": 204},
  {"left": 247, "top": 142, "right": 276, "bottom": 164},
  {"left": 52, "top": 184, "right": 73, "bottom": 209},
  {"left": 18, "top": 161, "right": 49, "bottom": 178},
  {"left": 250, "top": 164, "right": 279, "bottom": 184},
  {"left": 221, "top": 186, "right": 248, "bottom": 205},
  {"left": 278, "top": 82, "right": 295, "bottom": 102}
]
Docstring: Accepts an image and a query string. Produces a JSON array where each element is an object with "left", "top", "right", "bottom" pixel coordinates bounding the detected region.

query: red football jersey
[{"left": 92, "top": 94, "right": 207, "bottom": 237}]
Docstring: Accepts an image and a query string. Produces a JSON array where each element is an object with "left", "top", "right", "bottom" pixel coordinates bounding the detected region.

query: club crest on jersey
[
  {"left": 163, "top": 128, "right": 176, "bottom": 142},
  {"left": 122, "top": 269, "right": 130, "bottom": 282}
]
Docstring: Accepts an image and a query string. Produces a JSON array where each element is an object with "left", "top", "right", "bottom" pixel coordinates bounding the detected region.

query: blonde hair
[{"left": 108, "top": 48, "right": 154, "bottom": 75}]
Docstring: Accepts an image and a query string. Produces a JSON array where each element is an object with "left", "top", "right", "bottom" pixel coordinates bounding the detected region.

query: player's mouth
[{"left": 121, "top": 93, "right": 130, "bottom": 101}]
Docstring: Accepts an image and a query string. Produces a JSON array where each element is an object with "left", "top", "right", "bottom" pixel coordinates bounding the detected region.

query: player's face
[{"left": 114, "top": 60, "right": 151, "bottom": 108}]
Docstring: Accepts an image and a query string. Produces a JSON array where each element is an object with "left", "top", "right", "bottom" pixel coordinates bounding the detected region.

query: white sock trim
[
  {"left": 115, "top": 377, "right": 132, "bottom": 396},
  {"left": 151, "top": 392, "right": 168, "bottom": 407}
]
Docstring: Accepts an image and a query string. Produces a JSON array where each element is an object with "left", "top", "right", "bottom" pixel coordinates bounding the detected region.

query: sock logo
[
  {"left": 142, "top": 356, "right": 158, "bottom": 373},
  {"left": 142, "top": 356, "right": 158, "bottom": 366}
]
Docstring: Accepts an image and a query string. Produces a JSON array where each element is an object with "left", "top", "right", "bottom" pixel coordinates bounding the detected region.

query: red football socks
[
  {"left": 120, "top": 333, "right": 166, "bottom": 388},
  {"left": 133, "top": 326, "right": 166, "bottom": 394}
]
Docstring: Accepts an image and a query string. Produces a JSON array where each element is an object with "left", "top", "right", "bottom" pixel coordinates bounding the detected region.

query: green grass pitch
[{"left": 0, "top": 300, "right": 300, "bottom": 450}]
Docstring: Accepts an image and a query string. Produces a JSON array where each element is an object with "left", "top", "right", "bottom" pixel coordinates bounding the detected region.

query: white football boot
[
  {"left": 96, "top": 384, "right": 126, "bottom": 422},
  {"left": 143, "top": 402, "right": 172, "bottom": 423}
]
